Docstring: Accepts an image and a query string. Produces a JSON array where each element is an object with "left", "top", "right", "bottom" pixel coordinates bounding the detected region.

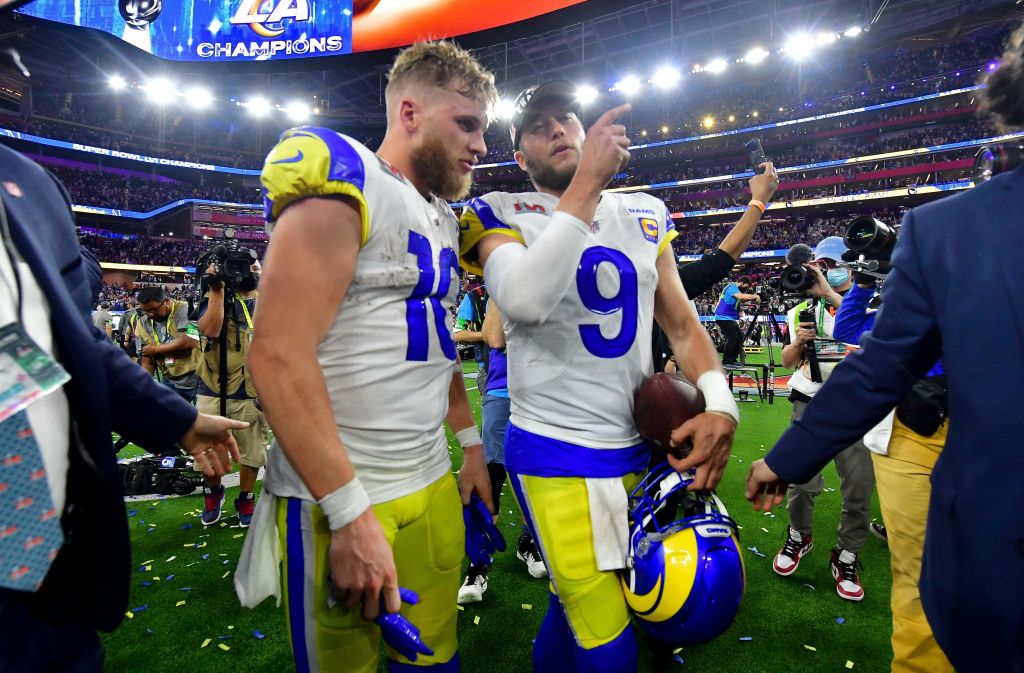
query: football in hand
[{"left": 634, "top": 373, "right": 706, "bottom": 456}]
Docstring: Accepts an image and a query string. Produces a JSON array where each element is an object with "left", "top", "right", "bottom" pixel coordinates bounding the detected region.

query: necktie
[{"left": 0, "top": 410, "right": 63, "bottom": 591}]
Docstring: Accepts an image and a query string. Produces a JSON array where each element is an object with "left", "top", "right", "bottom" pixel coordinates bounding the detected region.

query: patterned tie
[{"left": 0, "top": 411, "right": 63, "bottom": 591}]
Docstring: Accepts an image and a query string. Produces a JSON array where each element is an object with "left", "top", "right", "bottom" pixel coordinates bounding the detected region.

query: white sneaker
[
  {"left": 517, "top": 542, "right": 548, "bottom": 579},
  {"left": 457, "top": 566, "right": 488, "bottom": 604}
]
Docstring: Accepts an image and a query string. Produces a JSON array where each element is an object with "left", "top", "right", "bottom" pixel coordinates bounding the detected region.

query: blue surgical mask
[{"left": 826, "top": 268, "right": 850, "bottom": 288}]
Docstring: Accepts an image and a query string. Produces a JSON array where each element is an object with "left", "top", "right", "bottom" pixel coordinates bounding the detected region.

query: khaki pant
[
  {"left": 873, "top": 417, "right": 953, "bottom": 673},
  {"left": 197, "top": 396, "right": 268, "bottom": 469}
]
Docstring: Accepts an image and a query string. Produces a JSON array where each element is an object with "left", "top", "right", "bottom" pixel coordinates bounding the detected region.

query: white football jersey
[
  {"left": 460, "top": 190, "right": 677, "bottom": 448},
  {"left": 261, "top": 128, "right": 460, "bottom": 503}
]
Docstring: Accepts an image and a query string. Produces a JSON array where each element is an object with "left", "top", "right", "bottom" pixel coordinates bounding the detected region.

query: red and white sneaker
[
  {"left": 773, "top": 526, "right": 813, "bottom": 576},
  {"left": 830, "top": 547, "right": 865, "bottom": 601}
]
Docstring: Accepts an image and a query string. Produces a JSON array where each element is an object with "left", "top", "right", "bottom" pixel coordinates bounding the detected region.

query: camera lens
[
  {"left": 844, "top": 216, "right": 896, "bottom": 258},
  {"left": 781, "top": 264, "right": 813, "bottom": 293}
]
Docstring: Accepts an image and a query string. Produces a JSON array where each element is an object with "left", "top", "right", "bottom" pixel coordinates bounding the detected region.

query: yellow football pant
[
  {"left": 512, "top": 473, "right": 642, "bottom": 650},
  {"left": 276, "top": 474, "right": 463, "bottom": 673},
  {"left": 873, "top": 418, "right": 953, "bottom": 673}
]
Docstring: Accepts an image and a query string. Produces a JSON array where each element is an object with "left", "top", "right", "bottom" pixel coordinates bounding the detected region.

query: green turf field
[{"left": 102, "top": 359, "right": 891, "bottom": 672}]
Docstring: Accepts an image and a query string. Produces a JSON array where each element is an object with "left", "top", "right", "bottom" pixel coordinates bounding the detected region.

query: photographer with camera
[
  {"left": 135, "top": 285, "right": 200, "bottom": 403},
  {"left": 746, "top": 22, "right": 1024, "bottom": 671},
  {"left": 772, "top": 236, "right": 876, "bottom": 603},
  {"left": 713, "top": 275, "right": 761, "bottom": 366},
  {"left": 195, "top": 258, "right": 267, "bottom": 528}
]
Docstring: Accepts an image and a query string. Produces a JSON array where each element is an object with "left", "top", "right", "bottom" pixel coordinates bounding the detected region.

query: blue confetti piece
[
  {"left": 128, "top": 509, "right": 138, "bottom": 517},
  {"left": 146, "top": 628, "right": 153, "bottom": 635},
  {"left": 146, "top": 528, "right": 155, "bottom": 534},
  {"left": 181, "top": 523, "right": 192, "bottom": 530},
  {"left": 253, "top": 630, "right": 265, "bottom": 640},
  {"left": 739, "top": 636, "right": 753, "bottom": 642},
  {"left": 223, "top": 560, "right": 230, "bottom": 565},
  {"left": 165, "top": 575, "right": 175, "bottom": 581},
  {"left": 141, "top": 581, "right": 152, "bottom": 587},
  {"left": 218, "top": 635, "right": 234, "bottom": 640},
  {"left": 179, "top": 587, "right": 192, "bottom": 591},
  {"left": 673, "top": 654, "right": 685, "bottom": 665},
  {"left": 138, "top": 520, "right": 145, "bottom": 525},
  {"left": 836, "top": 617, "right": 845, "bottom": 625},
  {"left": 202, "top": 554, "right": 210, "bottom": 560},
  {"left": 131, "top": 604, "right": 149, "bottom": 613}
]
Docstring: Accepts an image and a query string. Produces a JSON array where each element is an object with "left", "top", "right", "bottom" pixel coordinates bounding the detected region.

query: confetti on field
[
  {"left": 673, "top": 649, "right": 682, "bottom": 655},
  {"left": 673, "top": 654, "right": 685, "bottom": 665},
  {"left": 739, "top": 637, "right": 752, "bottom": 642},
  {"left": 804, "top": 645, "right": 817, "bottom": 652},
  {"left": 760, "top": 527, "right": 770, "bottom": 533},
  {"left": 166, "top": 574, "right": 175, "bottom": 581},
  {"left": 521, "top": 604, "right": 532, "bottom": 610},
  {"left": 187, "top": 562, "right": 199, "bottom": 567},
  {"left": 179, "top": 587, "right": 192, "bottom": 591},
  {"left": 141, "top": 581, "right": 152, "bottom": 587},
  {"left": 202, "top": 554, "right": 211, "bottom": 560},
  {"left": 233, "top": 533, "right": 244, "bottom": 539},
  {"left": 201, "top": 638, "right": 211, "bottom": 648},
  {"left": 218, "top": 644, "right": 230, "bottom": 651},
  {"left": 165, "top": 556, "right": 176, "bottom": 562},
  {"left": 124, "top": 612, "right": 134, "bottom": 620},
  {"left": 253, "top": 630, "right": 265, "bottom": 640},
  {"left": 473, "top": 615, "right": 480, "bottom": 625},
  {"left": 182, "top": 524, "right": 192, "bottom": 530},
  {"left": 228, "top": 625, "right": 234, "bottom": 630},
  {"left": 222, "top": 571, "right": 231, "bottom": 579},
  {"left": 846, "top": 661, "right": 855, "bottom": 669},
  {"left": 140, "top": 559, "right": 154, "bottom": 566},
  {"left": 220, "top": 522, "right": 227, "bottom": 527},
  {"left": 803, "top": 584, "right": 816, "bottom": 591},
  {"left": 176, "top": 600, "right": 186, "bottom": 607},
  {"left": 152, "top": 577, "right": 160, "bottom": 582},
  {"left": 746, "top": 546, "right": 766, "bottom": 558},
  {"left": 223, "top": 560, "right": 230, "bottom": 565},
  {"left": 128, "top": 510, "right": 138, "bottom": 517},
  {"left": 131, "top": 604, "right": 149, "bottom": 613},
  {"left": 144, "top": 565, "right": 152, "bottom": 571},
  {"left": 836, "top": 617, "right": 845, "bottom": 625},
  {"left": 146, "top": 628, "right": 153, "bottom": 635},
  {"left": 456, "top": 605, "right": 464, "bottom": 611}
]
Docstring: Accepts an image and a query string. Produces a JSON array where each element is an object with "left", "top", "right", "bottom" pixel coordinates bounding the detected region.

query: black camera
[
  {"left": 839, "top": 216, "right": 897, "bottom": 281},
  {"left": 117, "top": 453, "right": 202, "bottom": 496},
  {"left": 972, "top": 143, "right": 1024, "bottom": 184},
  {"left": 778, "top": 264, "right": 815, "bottom": 295},
  {"left": 200, "top": 229, "right": 258, "bottom": 288}
]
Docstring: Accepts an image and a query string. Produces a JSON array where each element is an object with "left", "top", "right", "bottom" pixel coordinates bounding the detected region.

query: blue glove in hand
[
  {"left": 463, "top": 493, "right": 506, "bottom": 566},
  {"left": 374, "top": 587, "right": 434, "bottom": 662}
]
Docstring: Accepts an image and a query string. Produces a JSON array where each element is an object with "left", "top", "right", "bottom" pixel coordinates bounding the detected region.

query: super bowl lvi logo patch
[{"left": 639, "top": 218, "right": 659, "bottom": 243}]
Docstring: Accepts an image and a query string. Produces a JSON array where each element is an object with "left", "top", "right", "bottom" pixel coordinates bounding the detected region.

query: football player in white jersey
[
  {"left": 241, "top": 42, "right": 497, "bottom": 673},
  {"left": 459, "top": 81, "right": 742, "bottom": 672}
]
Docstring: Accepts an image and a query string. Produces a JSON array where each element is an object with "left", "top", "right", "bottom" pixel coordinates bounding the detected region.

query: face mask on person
[{"left": 826, "top": 268, "right": 850, "bottom": 288}]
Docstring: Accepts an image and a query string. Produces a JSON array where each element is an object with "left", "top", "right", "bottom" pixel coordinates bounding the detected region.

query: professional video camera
[
  {"left": 837, "top": 216, "right": 898, "bottom": 281},
  {"left": 973, "top": 143, "right": 1024, "bottom": 184},
  {"left": 193, "top": 228, "right": 259, "bottom": 297},
  {"left": 770, "top": 244, "right": 817, "bottom": 300},
  {"left": 117, "top": 451, "right": 203, "bottom": 496}
]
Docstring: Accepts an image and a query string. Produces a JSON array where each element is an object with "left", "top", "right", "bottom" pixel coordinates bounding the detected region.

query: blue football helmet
[{"left": 619, "top": 462, "right": 744, "bottom": 647}]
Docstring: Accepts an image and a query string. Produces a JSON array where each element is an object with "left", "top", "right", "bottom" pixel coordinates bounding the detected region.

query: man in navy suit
[
  {"left": 0, "top": 137, "right": 245, "bottom": 669},
  {"left": 745, "top": 27, "right": 1024, "bottom": 673}
]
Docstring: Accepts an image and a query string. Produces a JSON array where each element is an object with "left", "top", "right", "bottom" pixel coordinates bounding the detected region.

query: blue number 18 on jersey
[
  {"left": 406, "top": 230, "right": 458, "bottom": 362},
  {"left": 576, "top": 246, "right": 639, "bottom": 358}
]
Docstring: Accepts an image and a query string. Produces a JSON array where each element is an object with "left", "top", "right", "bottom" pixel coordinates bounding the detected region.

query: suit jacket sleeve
[
  {"left": 765, "top": 210, "right": 943, "bottom": 483},
  {"left": 97, "top": 333, "right": 198, "bottom": 452}
]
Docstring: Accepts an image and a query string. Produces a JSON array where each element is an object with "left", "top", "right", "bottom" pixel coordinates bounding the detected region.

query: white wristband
[
  {"left": 696, "top": 371, "right": 740, "bottom": 426},
  {"left": 318, "top": 478, "right": 371, "bottom": 531},
  {"left": 455, "top": 426, "right": 483, "bottom": 448}
]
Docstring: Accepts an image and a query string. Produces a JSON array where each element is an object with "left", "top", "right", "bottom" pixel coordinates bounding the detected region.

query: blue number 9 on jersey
[{"left": 576, "top": 246, "right": 639, "bottom": 358}]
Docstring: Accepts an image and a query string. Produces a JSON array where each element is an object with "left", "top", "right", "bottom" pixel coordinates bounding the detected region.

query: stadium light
[
  {"left": 652, "top": 66, "right": 681, "bottom": 89},
  {"left": 185, "top": 86, "right": 213, "bottom": 110},
  {"left": 493, "top": 98, "right": 516, "bottom": 119},
  {"left": 245, "top": 96, "right": 272, "bottom": 118},
  {"left": 844, "top": 26, "right": 863, "bottom": 38},
  {"left": 816, "top": 31, "right": 838, "bottom": 46},
  {"left": 284, "top": 101, "right": 311, "bottom": 122},
  {"left": 143, "top": 78, "right": 174, "bottom": 105},
  {"left": 705, "top": 58, "right": 728, "bottom": 74},
  {"left": 616, "top": 76, "right": 642, "bottom": 96},
  {"left": 744, "top": 47, "right": 769, "bottom": 65},
  {"left": 107, "top": 74, "right": 128, "bottom": 91},
  {"left": 752, "top": 110, "right": 759, "bottom": 118},
  {"left": 576, "top": 85, "right": 599, "bottom": 105},
  {"left": 728, "top": 115, "right": 735, "bottom": 122},
  {"left": 660, "top": 125, "right": 669, "bottom": 134},
  {"left": 702, "top": 116, "right": 715, "bottom": 129},
  {"left": 783, "top": 34, "right": 814, "bottom": 61}
]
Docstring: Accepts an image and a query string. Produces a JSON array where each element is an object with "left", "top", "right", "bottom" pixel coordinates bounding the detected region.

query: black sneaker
[
  {"left": 457, "top": 565, "right": 488, "bottom": 604},
  {"left": 516, "top": 539, "right": 548, "bottom": 579},
  {"left": 830, "top": 547, "right": 865, "bottom": 601},
  {"left": 870, "top": 521, "right": 888, "bottom": 543}
]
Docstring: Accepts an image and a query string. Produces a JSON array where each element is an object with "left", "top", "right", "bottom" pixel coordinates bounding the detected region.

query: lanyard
[
  {"left": 234, "top": 294, "right": 254, "bottom": 330},
  {"left": 148, "top": 299, "right": 178, "bottom": 343}
]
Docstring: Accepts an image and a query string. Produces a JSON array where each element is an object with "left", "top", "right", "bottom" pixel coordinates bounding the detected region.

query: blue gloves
[
  {"left": 374, "top": 587, "right": 434, "bottom": 662},
  {"left": 463, "top": 493, "right": 506, "bottom": 566}
]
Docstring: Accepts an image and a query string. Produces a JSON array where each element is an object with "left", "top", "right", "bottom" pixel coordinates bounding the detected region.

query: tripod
[{"left": 739, "top": 300, "right": 786, "bottom": 403}]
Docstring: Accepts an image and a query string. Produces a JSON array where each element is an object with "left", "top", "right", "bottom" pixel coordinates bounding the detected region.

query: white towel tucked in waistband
[
  {"left": 586, "top": 477, "right": 630, "bottom": 571},
  {"left": 234, "top": 491, "right": 282, "bottom": 608}
]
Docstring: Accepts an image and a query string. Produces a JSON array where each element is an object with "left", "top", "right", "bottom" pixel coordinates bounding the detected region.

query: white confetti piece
[{"left": 804, "top": 645, "right": 817, "bottom": 652}]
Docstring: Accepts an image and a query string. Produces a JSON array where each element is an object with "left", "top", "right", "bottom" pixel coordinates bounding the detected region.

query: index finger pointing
[{"left": 593, "top": 103, "right": 632, "bottom": 128}]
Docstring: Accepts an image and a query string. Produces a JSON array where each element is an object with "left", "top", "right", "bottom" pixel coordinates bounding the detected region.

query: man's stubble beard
[
  {"left": 523, "top": 151, "right": 576, "bottom": 192},
  {"left": 410, "top": 132, "right": 473, "bottom": 201}
]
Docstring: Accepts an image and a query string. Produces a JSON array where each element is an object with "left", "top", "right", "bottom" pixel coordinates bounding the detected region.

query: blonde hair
[{"left": 386, "top": 40, "right": 498, "bottom": 110}]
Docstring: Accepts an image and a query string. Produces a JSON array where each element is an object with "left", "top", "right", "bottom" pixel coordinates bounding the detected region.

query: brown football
[{"left": 633, "top": 373, "right": 706, "bottom": 456}]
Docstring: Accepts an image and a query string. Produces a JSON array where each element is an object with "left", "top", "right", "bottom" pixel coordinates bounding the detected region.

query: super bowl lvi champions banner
[{"left": 17, "top": 0, "right": 586, "bottom": 62}]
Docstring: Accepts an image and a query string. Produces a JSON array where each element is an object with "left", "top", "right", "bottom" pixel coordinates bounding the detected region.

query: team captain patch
[{"left": 639, "top": 217, "right": 659, "bottom": 243}]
